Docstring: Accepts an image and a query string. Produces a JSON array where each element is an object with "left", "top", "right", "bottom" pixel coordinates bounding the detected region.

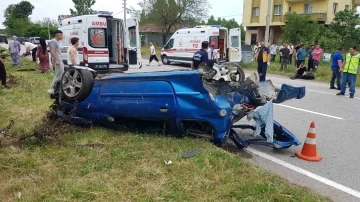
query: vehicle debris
[{"left": 182, "top": 148, "right": 203, "bottom": 159}]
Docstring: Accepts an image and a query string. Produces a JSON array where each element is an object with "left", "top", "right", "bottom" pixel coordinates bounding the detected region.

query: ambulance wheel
[
  {"left": 61, "top": 67, "right": 94, "bottom": 103},
  {"left": 162, "top": 55, "right": 171, "bottom": 65}
]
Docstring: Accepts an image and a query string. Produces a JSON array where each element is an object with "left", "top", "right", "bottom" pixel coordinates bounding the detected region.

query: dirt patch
[
  {"left": 0, "top": 109, "right": 88, "bottom": 147},
  {"left": 6, "top": 74, "right": 18, "bottom": 87}
]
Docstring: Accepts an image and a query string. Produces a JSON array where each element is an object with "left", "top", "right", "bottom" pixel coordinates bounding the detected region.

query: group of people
[
  {"left": 190, "top": 41, "right": 219, "bottom": 70},
  {"left": 7, "top": 36, "right": 51, "bottom": 73},
  {"left": 0, "top": 31, "right": 81, "bottom": 94},
  {"left": 253, "top": 41, "right": 358, "bottom": 98}
]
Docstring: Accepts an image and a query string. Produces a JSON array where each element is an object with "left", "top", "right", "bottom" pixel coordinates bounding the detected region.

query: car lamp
[{"left": 219, "top": 109, "right": 227, "bottom": 117}]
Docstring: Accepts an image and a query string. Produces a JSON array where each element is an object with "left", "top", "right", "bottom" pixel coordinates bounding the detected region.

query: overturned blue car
[{"left": 51, "top": 63, "right": 305, "bottom": 149}]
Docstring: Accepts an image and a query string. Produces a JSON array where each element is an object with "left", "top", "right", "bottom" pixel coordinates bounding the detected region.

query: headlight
[{"left": 219, "top": 109, "right": 227, "bottom": 117}]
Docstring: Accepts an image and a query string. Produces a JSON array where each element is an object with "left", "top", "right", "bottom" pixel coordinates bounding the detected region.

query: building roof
[{"left": 139, "top": 24, "right": 183, "bottom": 33}]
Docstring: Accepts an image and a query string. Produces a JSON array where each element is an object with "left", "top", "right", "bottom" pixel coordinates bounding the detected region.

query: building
[{"left": 243, "top": 0, "right": 359, "bottom": 45}]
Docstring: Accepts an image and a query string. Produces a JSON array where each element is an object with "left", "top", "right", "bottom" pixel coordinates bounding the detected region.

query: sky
[{"left": 0, "top": 0, "right": 244, "bottom": 29}]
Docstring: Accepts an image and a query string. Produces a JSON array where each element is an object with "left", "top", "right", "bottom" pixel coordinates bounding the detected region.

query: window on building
[
  {"left": 304, "top": 4, "right": 312, "bottom": 14},
  {"left": 333, "top": 3, "right": 338, "bottom": 13},
  {"left": 345, "top": 4, "right": 349, "bottom": 10},
  {"left": 252, "top": 7, "right": 259, "bottom": 17},
  {"left": 274, "top": 5, "right": 282, "bottom": 15},
  {"left": 289, "top": 7, "right": 292, "bottom": 12}
]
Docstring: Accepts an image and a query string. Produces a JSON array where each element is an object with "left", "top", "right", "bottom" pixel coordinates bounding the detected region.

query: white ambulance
[
  {"left": 58, "top": 13, "right": 142, "bottom": 71},
  {"left": 160, "top": 25, "right": 242, "bottom": 65}
]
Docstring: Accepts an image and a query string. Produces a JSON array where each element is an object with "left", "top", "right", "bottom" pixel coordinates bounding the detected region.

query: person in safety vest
[
  {"left": 336, "top": 46, "right": 360, "bottom": 98},
  {"left": 253, "top": 41, "right": 270, "bottom": 81}
]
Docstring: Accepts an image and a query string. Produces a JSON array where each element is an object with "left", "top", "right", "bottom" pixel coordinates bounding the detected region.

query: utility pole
[
  {"left": 265, "top": 0, "right": 272, "bottom": 47},
  {"left": 123, "top": 0, "right": 127, "bottom": 27}
]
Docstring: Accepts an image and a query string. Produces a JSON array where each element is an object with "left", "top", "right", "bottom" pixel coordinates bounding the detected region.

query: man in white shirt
[
  {"left": 146, "top": 42, "right": 161, "bottom": 66},
  {"left": 67, "top": 37, "right": 80, "bottom": 67},
  {"left": 269, "top": 42, "right": 278, "bottom": 62},
  {"left": 22, "top": 40, "right": 38, "bottom": 62},
  {"left": 253, "top": 42, "right": 259, "bottom": 56},
  {"left": 207, "top": 42, "right": 218, "bottom": 68},
  {"left": 288, "top": 43, "right": 294, "bottom": 65}
]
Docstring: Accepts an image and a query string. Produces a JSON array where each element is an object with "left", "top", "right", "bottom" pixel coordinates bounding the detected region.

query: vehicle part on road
[
  {"left": 296, "top": 121, "right": 323, "bottom": 162},
  {"left": 50, "top": 64, "right": 306, "bottom": 151},
  {"left": 61, "top": 67, "right": 94, "bottom": 103},
  {"left": 182, "top": 148, "right": 203, "bottom": 158}
]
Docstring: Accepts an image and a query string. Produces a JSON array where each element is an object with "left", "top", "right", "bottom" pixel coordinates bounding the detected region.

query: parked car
[
  {"left": 0, "top": 34, "right": 8, "bottom": 44},
  {"left": 51, "top": 63, "right": 306, "bottom": 149},
  {"left": 16, "top": 37, "right": 28, "bottom": 44},
  {"left": 29, "top": 37, "right": 41, "bottom": 44}
]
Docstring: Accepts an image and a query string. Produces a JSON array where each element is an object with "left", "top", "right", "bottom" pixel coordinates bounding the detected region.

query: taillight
[{"left": 83, "top": 47, "right": 88, "bottom": 64}]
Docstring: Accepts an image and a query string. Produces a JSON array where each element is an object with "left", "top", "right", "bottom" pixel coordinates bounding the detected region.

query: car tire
[
  {"left": 61, "top": 67, "right": 94, "bottom": 103},
  {"left": 162, "top": 55, "right": 171, "bottom": 65}
]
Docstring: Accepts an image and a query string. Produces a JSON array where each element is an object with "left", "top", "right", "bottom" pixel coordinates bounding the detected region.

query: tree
[
  {"left": 131, "top": 0, "right": 210, "bottom": 44},
  {"left": 282, "top": 12, "right": 320, "bottom": 45},
  {"left": 70, "top": 0, "right": 96, "bottom": 15},
  {"left": 3, "top": 1, "right": 34, "bottom": 30},
  {"left": 329, "top": 10, "right": 360, "bottom": 49},
  {"left": 25, "top": 18, "right": 59, "bottom": 39},
  {"left": 5, "top": 18, "right": 31, "bottom": 36},
  {"left": 4, "top": 1, "right": 34, "bottom": 20}
]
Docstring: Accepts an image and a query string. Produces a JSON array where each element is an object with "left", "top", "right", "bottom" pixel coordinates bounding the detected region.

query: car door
[
  {"left": 228, "top": 28, "right": 242, "bottom": 62},
  {"left": 126, "top": 18, "right": 142, "bottom": 68}
]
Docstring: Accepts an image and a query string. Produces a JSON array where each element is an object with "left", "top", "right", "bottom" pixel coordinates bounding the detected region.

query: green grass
[
  {"left": 240, "top": 56, "right": 360, "bottom": 87},
  {"left": 0, "top": 54, "right": 330, "bottom": 201}
]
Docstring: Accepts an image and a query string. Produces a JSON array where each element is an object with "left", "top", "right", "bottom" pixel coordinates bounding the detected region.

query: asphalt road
[
  {"left": 2, "top": 41, "right": 360, "bottom": 201},
  {"left": 136, "top": 59, "right": 360, "bottom": 201}
]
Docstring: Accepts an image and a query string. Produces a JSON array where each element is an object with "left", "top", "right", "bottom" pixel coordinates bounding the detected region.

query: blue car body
[{"left": 58, "top": 69, "right": 304, "bottom": 148}]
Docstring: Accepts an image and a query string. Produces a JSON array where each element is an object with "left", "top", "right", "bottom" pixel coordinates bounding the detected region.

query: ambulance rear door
[
  {"left": 228, "top": 28, "right": 242, "bottom": 62},
  {"left": 126, "top": 18, "right": 142, "bottom": 68}
]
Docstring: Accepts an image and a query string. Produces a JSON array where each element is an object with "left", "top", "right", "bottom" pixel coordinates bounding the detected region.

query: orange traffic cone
[{"left": 296, "top": 121, "right": 322, "bottom": 162}]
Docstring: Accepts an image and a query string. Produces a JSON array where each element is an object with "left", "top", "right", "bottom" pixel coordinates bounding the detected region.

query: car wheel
[
  {"left": 162, "top": 55, "right": 171, "bottom": 65},
  {"left": 61, "top": 67, "right": 94, "bottom": 103}
]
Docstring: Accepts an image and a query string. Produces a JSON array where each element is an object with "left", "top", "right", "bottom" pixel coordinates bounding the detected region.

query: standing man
[
  {"left": 270, "top": 42, "right": 278, "bottom": 62},
  {"left": 311, "top": 44, "right": 323, "bottom": 71},
  {"left": 8, "top": 36, "right": 21, "bottom": 67},
  {"left": 146, "top": 42, "right": 161, "bottom": 66},
  {"left": 22, "top": 40, "right": 38, "bottom": 62},
  {"left": 294, "top": 42, "right": 302, "bottom": 67},
  {"left": 253, "top": 42, "right": 259, "bottom": 56},
  {"left": 191, "top": 41, "right": 209, "bottom": 70},
  {"left": 253, "top": 41, "right": 270, "bottom": 81},
  {"left": 67, "top": 37, "right": 80, "bottom": 67},
  {"left": 330, "top": 47, "right": 344, "bottom": 90},
  {"left": 207, "top": 42, "right": 218, "bottom": 68},
  {"left": 47, "top": 30, "right": 64, "bottom": 95},
  {"left": 279, "top": 44, "right": 290, "bottom": 70},
  {"left": 296, "top": 44, "right": 306, "bottom": 68},
  {"left": 336, "top": 46, "right": 359, "bottom": 98},
  {"left": 278, "top": 43, "right": 285, "bottom": 63},
  {"left": 288, "top": 43, "right": 294, "bottom": 65},
  {"left": 0, "top": 52, "right": 8, "bottom": 88},
  {"left": 307, "top": 45, "right": 315, "bottom": 72}
]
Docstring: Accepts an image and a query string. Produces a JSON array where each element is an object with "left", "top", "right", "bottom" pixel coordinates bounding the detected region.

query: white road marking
[
  {"left": 246, "top": 147, "right": 360, "bottom": 199},
  {"left": 274, "top": 84, "right": 360, "bottom": 100},
  {"left": 275, "top": 104, "right": 344, "bottom": 120}
]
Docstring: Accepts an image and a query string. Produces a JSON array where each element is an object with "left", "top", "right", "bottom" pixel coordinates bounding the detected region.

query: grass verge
[
  {"left": 0, "top": 55, "right": 330, "bottom": 201},
  {"left": 240, "top": 56, "right": 360, "bottom": 87}
]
